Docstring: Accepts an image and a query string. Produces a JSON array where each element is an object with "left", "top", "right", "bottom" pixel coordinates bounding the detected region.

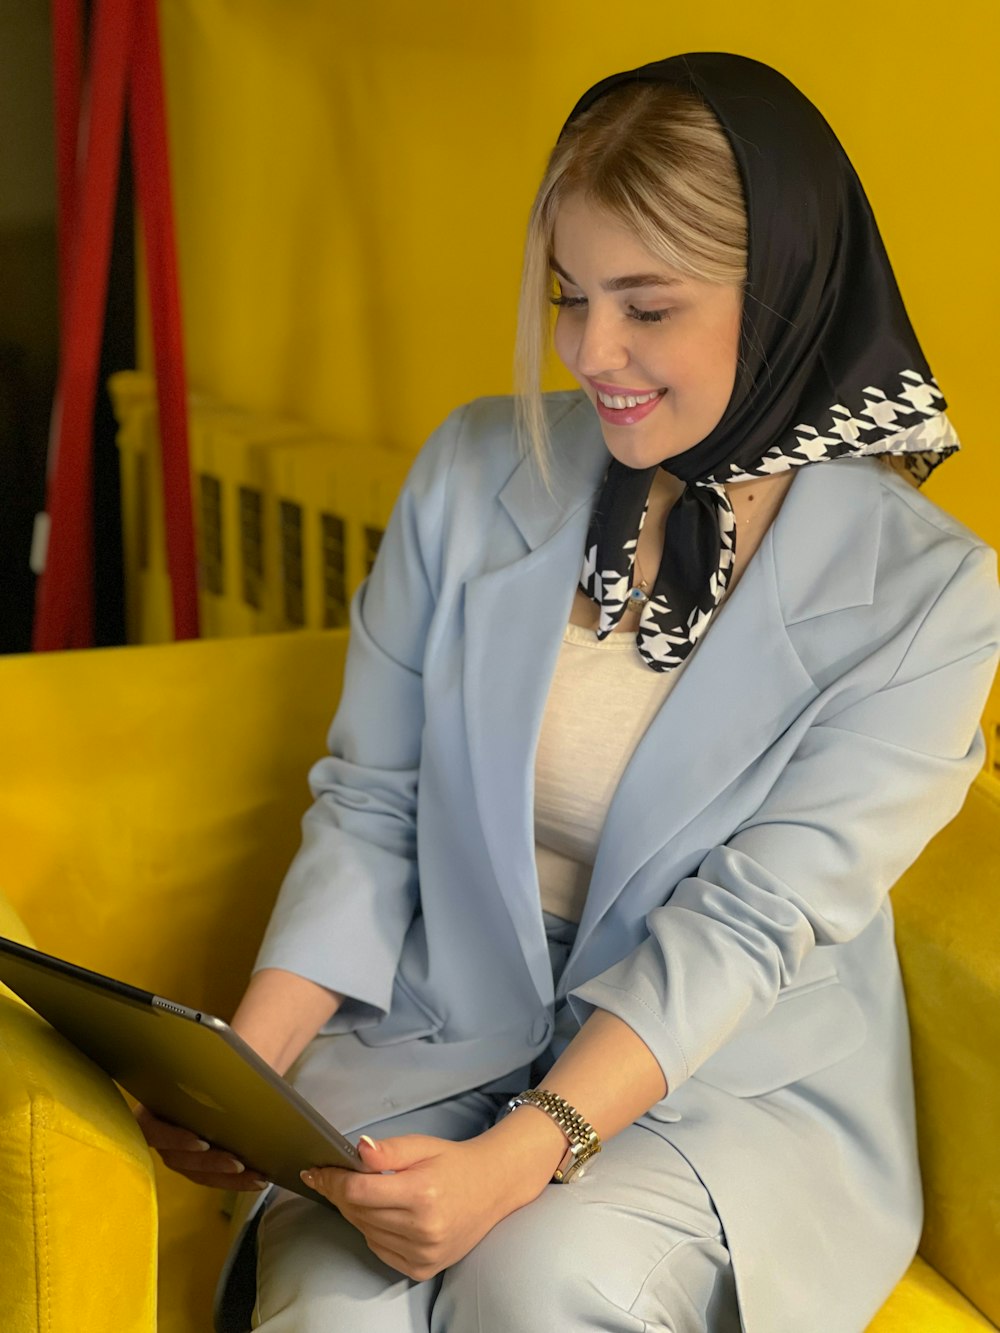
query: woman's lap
[{"left": 251, "top": 1090, "right": 740, "bottom": 1333}]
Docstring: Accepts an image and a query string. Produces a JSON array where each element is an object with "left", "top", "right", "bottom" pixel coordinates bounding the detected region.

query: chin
[{"left": 601, "top": 429, "right": 692, "bottom": 472}]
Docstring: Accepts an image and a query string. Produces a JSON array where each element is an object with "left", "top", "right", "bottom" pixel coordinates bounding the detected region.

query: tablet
[{"left": 0, "top": 936, "right": 368, "bottom": 1201}]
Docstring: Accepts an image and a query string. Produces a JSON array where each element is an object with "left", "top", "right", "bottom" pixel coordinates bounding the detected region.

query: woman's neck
[{"left": 569, "top": 467, "right": 797, "bottom": 634}]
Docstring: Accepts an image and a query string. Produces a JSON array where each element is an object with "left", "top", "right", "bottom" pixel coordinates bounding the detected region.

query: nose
[{"left": 573, "top": 303, "right": 629, "bottom": 378}]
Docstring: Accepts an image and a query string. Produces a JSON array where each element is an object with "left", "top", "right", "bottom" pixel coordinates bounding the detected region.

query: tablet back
[{"left": 0, "top": 936, "right": 361, "bottom": 1199}]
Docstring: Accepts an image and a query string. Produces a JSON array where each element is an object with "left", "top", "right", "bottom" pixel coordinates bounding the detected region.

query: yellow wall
[{"left": 153, "top": 0, "right": 1000, "bottom": 720}]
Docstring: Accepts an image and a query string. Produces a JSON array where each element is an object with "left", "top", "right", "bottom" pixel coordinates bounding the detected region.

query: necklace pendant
[{"left": 627, "top": 585, "right": 648, "bottom": 610}]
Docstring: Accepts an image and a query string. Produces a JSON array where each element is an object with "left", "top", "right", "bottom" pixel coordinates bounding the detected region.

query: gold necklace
[
  {"left": 627, "top": 554, "right": 650, "bottom": 611},
  {"left": 627, "top": 486, "right": 759, "bottom": 618}
]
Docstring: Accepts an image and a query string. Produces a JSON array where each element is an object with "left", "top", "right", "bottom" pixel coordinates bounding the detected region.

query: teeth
[{"left": 597, "top": 389, "right": 661, "bottom": 409}]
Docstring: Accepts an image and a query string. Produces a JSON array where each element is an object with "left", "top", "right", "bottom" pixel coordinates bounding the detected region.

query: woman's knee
[
  {"left": 435, "top": 1191, "right": 736, "bottom": 1333},
  {"left": 253, "top": 1192, "right": 437, "bottom": 1330},
  {"left": 436, "top": 1196, "right": 640, "bottom": 1329},
  {"left": 437, "top": 1206, "right": 588, "bottom": 1329}
]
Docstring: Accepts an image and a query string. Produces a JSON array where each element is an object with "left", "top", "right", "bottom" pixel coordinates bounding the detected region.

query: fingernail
[
  {"left": 225, "top": 1160, "right": 245, "bottom": 1174},
  {"left": 300, "top": 1170, "right": 316, "bottom": 1186},
  {"left": 253, "top": 1180, "right": 270, "bottom": 1191},
  {"left": 194, "top": 1139, "right": 211, "bottom": 1151},
  {"left": 359, "top": 1135, "right": 378, "bottom": 1151}
]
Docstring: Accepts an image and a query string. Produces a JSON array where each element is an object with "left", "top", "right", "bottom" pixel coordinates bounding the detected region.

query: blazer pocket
[
  {"left": 356, "top": 972, "right": 445, "bottom": 1047},
  {"left": 691, "top": 977, "right": 867, "bottom": 1098}
]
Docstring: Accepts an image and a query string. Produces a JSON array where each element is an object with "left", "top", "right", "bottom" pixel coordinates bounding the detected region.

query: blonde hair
[{"left": 514, "top": 82, "right": 748, "bottom": 476}]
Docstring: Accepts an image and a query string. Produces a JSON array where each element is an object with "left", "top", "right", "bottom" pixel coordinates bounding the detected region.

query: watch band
[{"left": 504, "top": 1088, "right": 602, "bottom": 1182}]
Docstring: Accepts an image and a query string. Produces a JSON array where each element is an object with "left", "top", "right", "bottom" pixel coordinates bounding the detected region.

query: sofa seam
[
  {"left": 30, "top": 1098, "right": 51, "bottom": 1333},
  {"left": 0, "top": 1015, "right": 154, "bottom": 1171}
]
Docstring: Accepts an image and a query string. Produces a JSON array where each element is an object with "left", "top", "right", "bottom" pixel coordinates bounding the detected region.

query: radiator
[{"left": 109, "top": 372, "right": 411, "bottom": 643}]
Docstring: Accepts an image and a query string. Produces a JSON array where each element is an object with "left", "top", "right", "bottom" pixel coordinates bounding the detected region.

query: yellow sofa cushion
[
  {"left": 892, "top": 776, "right": 1000, "bottom": 1327},
  {"left": 869, "top": 1255, "right": 996, "bottom": 1330},
  {"left": 0, "top": 933, "right": 158, "bottom": 1332}
]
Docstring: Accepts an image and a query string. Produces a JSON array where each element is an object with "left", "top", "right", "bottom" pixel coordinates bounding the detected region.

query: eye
[
  {"left": 628, "top": 305, "right": 672, "bottom": 324},
  {"left": 549, "top": 294, "right": 587, "bottom": 310}
]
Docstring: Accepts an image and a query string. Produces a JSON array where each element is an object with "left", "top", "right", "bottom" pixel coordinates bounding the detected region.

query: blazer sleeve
[
  {"left": 251, "top": 408, "right": 463, "bottom": 1029},
  {"left": 570, "top": 543, "right": 1000, "bottom": 1095}
]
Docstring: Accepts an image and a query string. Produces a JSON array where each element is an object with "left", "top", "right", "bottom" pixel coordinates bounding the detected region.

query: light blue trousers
[{"left": 248, "top": 917, "right": 741, "bottom": 1333}]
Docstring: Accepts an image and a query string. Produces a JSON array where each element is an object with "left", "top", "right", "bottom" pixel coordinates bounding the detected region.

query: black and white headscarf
[{"left": 563, "top": 54, "right": 958, "bottom": 671}]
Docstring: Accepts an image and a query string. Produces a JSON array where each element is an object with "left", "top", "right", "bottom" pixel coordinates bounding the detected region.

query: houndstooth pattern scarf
[{"left": 564, "top": 55, "right": 959, "bottom": 672}]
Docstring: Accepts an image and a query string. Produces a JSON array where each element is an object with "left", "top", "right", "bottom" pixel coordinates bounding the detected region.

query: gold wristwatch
[{"left": 502, "top": 1088, "right": 602, "bottom": 1182}]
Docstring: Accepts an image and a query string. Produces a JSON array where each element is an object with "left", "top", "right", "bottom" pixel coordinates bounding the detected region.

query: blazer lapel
[
  {"left": 462, "top": 399, "right": 608, "bottom": 1006},
  {"left": 569, "top": 527, "right": 817, "bottom": 967}
]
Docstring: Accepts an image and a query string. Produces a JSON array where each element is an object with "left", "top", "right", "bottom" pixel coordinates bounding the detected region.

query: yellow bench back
[{"left": 0, "top": 631, "right": 348, "bottom": 1016}]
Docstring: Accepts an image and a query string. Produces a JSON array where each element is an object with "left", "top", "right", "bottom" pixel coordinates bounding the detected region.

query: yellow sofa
[{"left": 0, "top": 631, "right": 997, "bottom": 1332}]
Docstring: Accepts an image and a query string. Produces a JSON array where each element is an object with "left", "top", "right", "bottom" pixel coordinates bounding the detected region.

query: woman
[{"left": 141, "top": 54, "right": 999, "bottom": 1333}]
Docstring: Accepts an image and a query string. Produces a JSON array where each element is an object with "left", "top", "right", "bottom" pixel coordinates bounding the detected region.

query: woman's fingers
[
  {"left": 134, "top": 1102, "right": 209, "bottom": 1153},
  {"left": 339, "top": 1205, "right": 414, "bottom": 1233},
  {"left": 156, "top": 1146, "right": 249, "bottom": 1176},
  {"left": 363, "top": 1233, "right": 441, "bottom": 1283},
  {"left": 133, "top": 1103, "right": 268, "bottom": 1190},
  {"left": 335, "top": 1205, "right": 447, "bottom": 1280},
  {"left": 169, "top": 1166, "right": 271, "bottom": 1192}
]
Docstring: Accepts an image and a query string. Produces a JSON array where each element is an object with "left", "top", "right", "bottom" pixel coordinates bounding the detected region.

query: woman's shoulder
[
  {"left": 870, "top": 457, "right": 994, "bottom": 557},
  {"left": 777, "top": 455, "right": 995, "bottom": 602},
  {"left": 874, "top": 462, "right": 1000, "bottom": 643},
  {"left": 426, "top": 390, "right": 586, "bottom": 461},
  {"left": 777, "top": 456, "right": 999, "bottom": 686},
  {"left": 449, "top": 389, "right": 585, "bottom": 437},
  {"left": 403, "top": 389, "right": 592, "bottom": 505},
  {"left": 866, "top": 459, "right": 998, "bottom": 626}
]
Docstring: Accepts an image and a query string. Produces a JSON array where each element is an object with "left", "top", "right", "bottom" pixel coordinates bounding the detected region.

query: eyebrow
[{"left": 549, "top": 257, "right": 683, "bottom": 291}]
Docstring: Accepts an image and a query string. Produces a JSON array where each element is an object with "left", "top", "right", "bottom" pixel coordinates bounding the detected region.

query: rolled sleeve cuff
[
  {"left": 568, "top": 974, "right": 690, "bottom": 1096},
  {"left": 252, "top": 844, "right": 417, "bottom": 1030}
]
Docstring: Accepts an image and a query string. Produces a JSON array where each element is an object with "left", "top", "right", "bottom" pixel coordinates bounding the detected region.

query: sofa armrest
[
  {"left": 0, "top": 985, "right": 158, "bottom": 1332},
  {"left": 892, "top": 774, "right": 1000, "bottom": 1327}
]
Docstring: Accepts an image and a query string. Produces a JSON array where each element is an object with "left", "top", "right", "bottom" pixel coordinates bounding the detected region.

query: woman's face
[{"left": 551, "top": 194, "right": 743, "bottom": 470}]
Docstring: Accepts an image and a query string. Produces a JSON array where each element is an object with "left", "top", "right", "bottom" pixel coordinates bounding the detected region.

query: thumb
[{"left": 357, "top": 1132, "right": 439, "bottom": 1172}]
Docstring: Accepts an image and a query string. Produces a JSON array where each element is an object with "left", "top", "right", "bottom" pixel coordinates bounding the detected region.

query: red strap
[
  {"left": 130, "top": 0, "right": 199, "bottom": 640},
  {"left": 34, "top": 0, "right": 134, "bottom": 651},
  {"left": 51, "top": 0, "right": 83, "bottom": 347},
  {"left": 37, "top": 0, "right": 199, "bottom": 649}
]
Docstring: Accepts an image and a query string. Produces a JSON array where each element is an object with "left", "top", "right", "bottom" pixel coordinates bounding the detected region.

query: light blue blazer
[{"left": 254, "top": 392, "right": 1000, "bottom": 1332}]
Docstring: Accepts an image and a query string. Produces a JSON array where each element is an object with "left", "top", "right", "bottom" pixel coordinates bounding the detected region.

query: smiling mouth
[
  {"left": 591, "top": 385, "right": 668, "bottom": 427},
  {"left": 594, "top": 387, "right": 665, "bottom": 409}
]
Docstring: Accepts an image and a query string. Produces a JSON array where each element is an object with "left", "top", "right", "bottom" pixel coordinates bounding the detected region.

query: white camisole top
[{"left": 534, "top": 622, "right": 686, "bottom": 923}]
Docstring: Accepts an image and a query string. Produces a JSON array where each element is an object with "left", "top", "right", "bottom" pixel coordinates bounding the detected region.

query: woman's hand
[
  {"left": 133, "top": 1104, "right": 269, "bottom": 1192},
  {"left": 302, "top": 1112, "right": 566, "bottom": 1281}
]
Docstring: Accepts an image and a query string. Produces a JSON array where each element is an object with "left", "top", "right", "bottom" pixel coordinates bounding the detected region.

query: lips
[{"left": 590, "top": 383, "right": 667, "bottom": 426}]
